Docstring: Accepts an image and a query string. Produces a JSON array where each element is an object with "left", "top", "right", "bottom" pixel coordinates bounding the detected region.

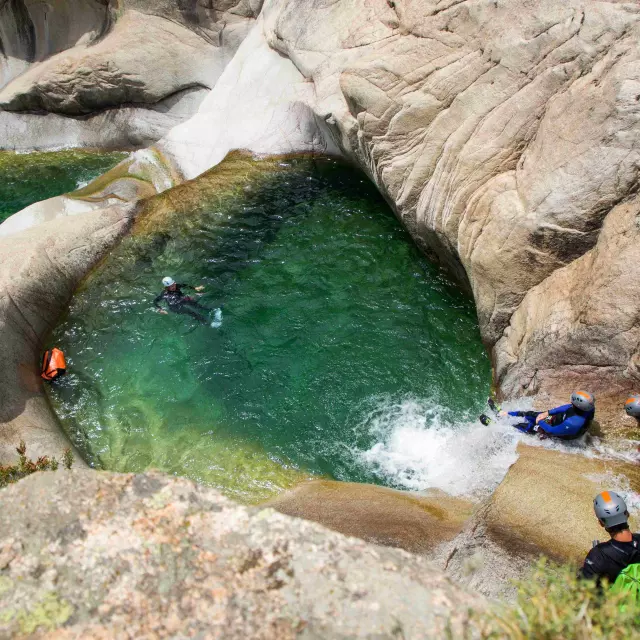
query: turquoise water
[
  {"left": 49, "top": 158, "right": 491, "bottom": 502},
  {"left": 0, "top": 150, "right": 127, "bottom": 222}
]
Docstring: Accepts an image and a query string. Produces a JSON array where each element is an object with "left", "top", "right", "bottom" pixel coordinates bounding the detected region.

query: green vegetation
[
  {"left": 0, "top": 442, "right": 73, "bottom": 488},
  {"left": 481, "top": 559, "right": 640, "bottom": 639}
]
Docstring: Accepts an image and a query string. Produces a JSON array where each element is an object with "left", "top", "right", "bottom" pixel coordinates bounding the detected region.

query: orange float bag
[{"left": 41, "top": 348, "right": 66, "bottom": 381}]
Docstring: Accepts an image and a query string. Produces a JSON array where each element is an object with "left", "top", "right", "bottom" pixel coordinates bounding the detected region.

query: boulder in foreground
[{"left": 0, "top": 471, "right": 485, "bottom": 638}]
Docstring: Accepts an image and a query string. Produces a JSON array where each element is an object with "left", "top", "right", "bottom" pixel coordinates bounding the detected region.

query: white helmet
[{"left": 162, "top": 276, "right": 175, "bottom": 287}]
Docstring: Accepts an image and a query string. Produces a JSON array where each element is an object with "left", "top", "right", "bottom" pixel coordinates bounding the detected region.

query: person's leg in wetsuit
[
  {"left": 182, "top": 298, "right": 212, "bottom": 314},
  {"left": 174, "top": 305, "right": 208, "bottom": 324},
  {"left": 509, "top": 411, "right": 541, "bottom": 434}
]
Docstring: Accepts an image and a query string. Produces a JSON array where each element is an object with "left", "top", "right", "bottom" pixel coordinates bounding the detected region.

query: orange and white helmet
[
  {"left": 571, "top": 390, "right": 595, "bottom": 412},
  {"left": 594, "top": 491, "right": 628, "bottom": 528},
  {"left": 625, "top": 395, "right": 640, "bottom": 418}
]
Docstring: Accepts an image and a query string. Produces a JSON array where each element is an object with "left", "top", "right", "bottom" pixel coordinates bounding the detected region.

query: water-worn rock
[
  {"left": 0, "top": 0, "right": 262, "bottom": 149},
  {"left": 5, "top": 0, "right": 640, "bottom": 417},
  {"left": 0, "top": 203, "right": 138, "bottom": 464},
  {"left": 0, "top": 470, "right": 487, "bottom": 638},
  {"left": 485, "top": 443, "right": 640, "bottom": 562},
  {"left": 430, "top": 443, "right": 640, "bottom": 598},
  {"left": 496, "top": 195, "right": 640, "bottom": 417},
  {"left": 268, "top": 480, "right": 474, "bottom": 554}
]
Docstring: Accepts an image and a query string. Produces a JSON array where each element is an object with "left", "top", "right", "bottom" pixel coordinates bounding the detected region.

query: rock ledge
[{"left": 0, "top": 470, "right": 486, "bottom": 639}]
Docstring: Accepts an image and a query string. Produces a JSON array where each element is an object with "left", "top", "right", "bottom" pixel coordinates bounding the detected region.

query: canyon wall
[
  {"left": 0, "top": 0, "right": 263, "bottom": 149},
  {"left": 1, "top": 1, "right": 640, "bottom": 605},
  {"left": 2, "top": 0, "right": 640, "bottom": 454},
  {"left": 4, "top": 1, "right": 640, "bottom": 414}
]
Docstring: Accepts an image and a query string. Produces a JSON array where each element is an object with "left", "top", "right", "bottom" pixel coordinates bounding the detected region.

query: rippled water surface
[
  {"left": 49, "top": 157, "right": 492, "bottom": 502},
  {"left": 0, "top": 150, "right": 127, "bottom": 222}
]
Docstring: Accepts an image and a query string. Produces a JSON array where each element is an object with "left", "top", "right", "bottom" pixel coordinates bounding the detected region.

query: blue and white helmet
[{"left": 162, "top": 276, "right": 175, "bottom": 287}]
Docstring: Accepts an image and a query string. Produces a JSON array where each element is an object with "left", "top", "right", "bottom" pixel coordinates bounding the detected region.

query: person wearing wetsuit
[
  {"left": 154, "top": 276, "right": 211, "bottom": 324},
  {"left": 580, "top": 491, "right": 640, "bottom": 587},
  {"left": 497, "top": 391, "right": 595, "bottom": 440}
]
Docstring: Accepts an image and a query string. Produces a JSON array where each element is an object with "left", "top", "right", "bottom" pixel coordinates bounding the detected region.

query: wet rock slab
[
  {"left": 268, "top": 479, "right": 474, "bottom": 555},
  {"left": 0, "top": 470, "right": 486, "bottom": 638},
  {"left": 485, "top": 443, "right": 640, "bottom": 562}
]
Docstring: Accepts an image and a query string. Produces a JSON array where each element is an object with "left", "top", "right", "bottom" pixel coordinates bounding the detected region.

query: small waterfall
[{"left": 352, "top": 398, "right": 520, "bottom": 498}]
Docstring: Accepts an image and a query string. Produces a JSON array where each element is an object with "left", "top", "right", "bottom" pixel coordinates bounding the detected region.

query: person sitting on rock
[
  {"left": 154, "top": 276, "right": 210, "bottom": 324},
  {"left": 579, "top": 491, "right": 640, "bottom": 589},
  {"left": 495, "top": 391, "right": 595, "bottom": 439}
]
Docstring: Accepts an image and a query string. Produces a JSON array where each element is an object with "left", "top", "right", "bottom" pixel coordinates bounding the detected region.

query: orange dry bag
[{"left": 41, "top": 348, "right": 66, "bottom": 381}]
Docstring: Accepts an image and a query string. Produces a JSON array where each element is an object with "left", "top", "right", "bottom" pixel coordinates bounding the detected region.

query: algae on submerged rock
[{"left": 0, "top": 149, "right": 127, "bottom": 223}]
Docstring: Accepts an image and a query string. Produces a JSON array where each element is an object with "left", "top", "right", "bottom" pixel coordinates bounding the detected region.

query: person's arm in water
[
  {"left": 178, "top": 283, "right": 205, "bottom": 292},
  {"left": 154, "top": 292, "right": 169, "bottom": 315}
]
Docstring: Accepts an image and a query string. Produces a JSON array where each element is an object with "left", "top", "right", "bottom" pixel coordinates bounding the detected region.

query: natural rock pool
[
  {"left": 0, "top": 150, "right": 127, "bottom": 222},
  {"left": 48, "top": 156, "right": 497, "bottom": 503}
]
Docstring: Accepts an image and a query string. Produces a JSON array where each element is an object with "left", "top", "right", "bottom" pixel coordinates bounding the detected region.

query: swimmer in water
[{"left": 154, "top": 276, "right": 212, "bottom": 324}]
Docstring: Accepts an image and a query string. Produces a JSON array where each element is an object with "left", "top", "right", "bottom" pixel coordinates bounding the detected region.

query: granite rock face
[
  {"left": 0, "top": 0, "right": 263, "bottom": 149},
  {"left": 0, "top": 470, "right": 487, "bottom": 638},
  {"left": 4, "top": 0, "right": 640, "bottom": 408},
  {"left": 430, "top": 443, "right": 640, "bottom": 599},
  {"left": 151, "top": 0, "right": 640, "bottom": 411},
  {"left": 268, "top": 479, "right": 474, "bottom": 555}
]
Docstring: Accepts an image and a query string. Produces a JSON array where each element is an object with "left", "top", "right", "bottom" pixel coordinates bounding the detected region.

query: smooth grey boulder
[
  {"left": 0, "top": 470, "right": 487, "bottom": 638},
  {"left": 0, "top": 0, "right": 263, "bottom": 149},
  {"left": 0, "top": 203, "right": 137, "bottom": 464}
]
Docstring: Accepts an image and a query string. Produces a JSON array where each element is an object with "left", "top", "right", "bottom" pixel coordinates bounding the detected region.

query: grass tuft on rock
[
  {"left": 0, "top": 442, "right": 73, "bottom": 488},
  {"left": 480, "top": 558, "right": 640, "bottom": 639}
]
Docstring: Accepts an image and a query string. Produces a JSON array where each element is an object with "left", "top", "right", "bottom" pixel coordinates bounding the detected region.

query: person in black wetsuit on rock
[
  {"left": 154, "top": 276, "right": 211, "bottom": 324},
  {"left": 579, "top": 491, "right": 640, "bottom": 586}
]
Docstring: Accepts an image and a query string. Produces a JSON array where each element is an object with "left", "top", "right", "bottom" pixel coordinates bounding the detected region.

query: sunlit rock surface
[
  {"left": 268, "top": 480, "right": 474, "bottom": 554},
  {"left": 3, "top": 0, "right": 640, "bottom": 408},
  {"left": 431, "top": 443, "right": 640, "bottom": 598},
  {"left": 0, "top": 470, "right": 486, "bottom": 638},
  {"left": 0, "top": 0, "right": 263, "bottom": 149}
]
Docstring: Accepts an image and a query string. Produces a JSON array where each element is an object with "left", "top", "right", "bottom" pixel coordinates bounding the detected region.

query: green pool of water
[
  {"left": 0, "top": 150, "right": 127, "bottom": 222},
  {"left": 49, "top": 157, "right": 491, "bottom": 503}
]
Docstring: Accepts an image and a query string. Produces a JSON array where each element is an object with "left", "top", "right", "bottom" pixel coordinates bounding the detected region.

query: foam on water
[
  {"left": 210, "top": 307, "right": 223, "bottom": 328},
  {"left": 353, "top": 397, "right": 640, "bottom": 501},
  {"left": 353, "top": 398, "right": 521, "bottom": 498}
]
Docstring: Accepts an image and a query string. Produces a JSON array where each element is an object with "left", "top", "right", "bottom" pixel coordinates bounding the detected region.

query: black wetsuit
[
  {"left": 154, "top": 284, "right": 210, "bottom": 323},
  {"left": 579, "top": 534, "right": 640, "bottom": 586}
]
